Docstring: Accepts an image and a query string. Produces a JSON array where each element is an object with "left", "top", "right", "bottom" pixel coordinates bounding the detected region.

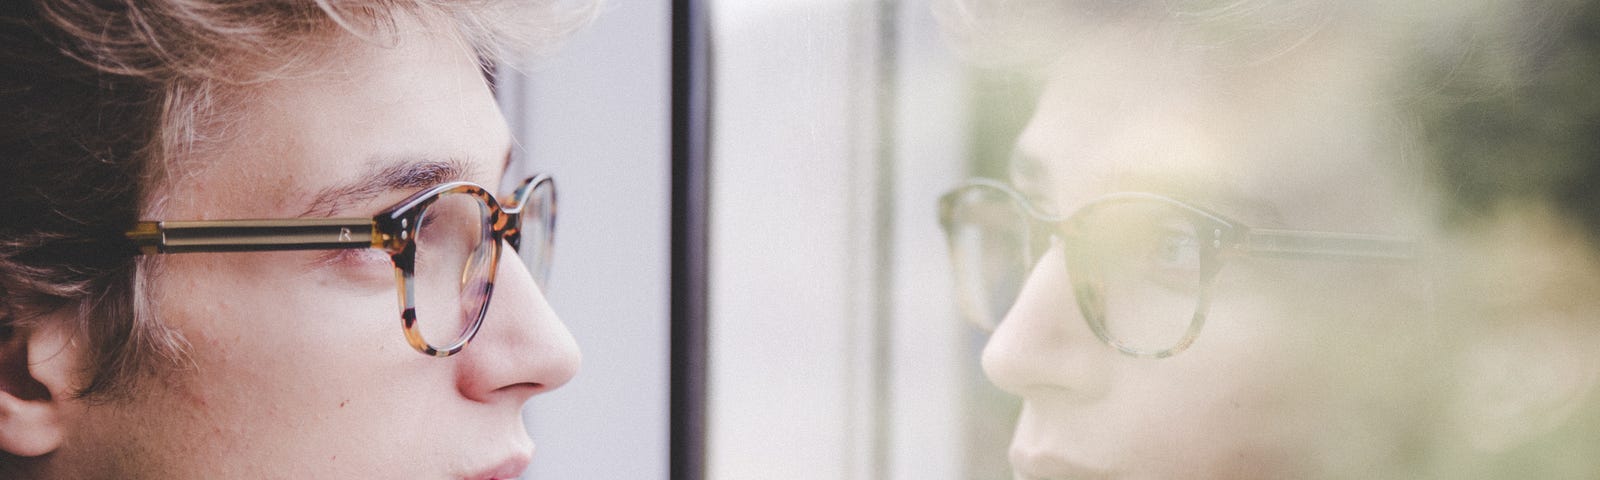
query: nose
[
  {"left": 454, "top": 241, "right": 581, "bottom": 404},
  {"left": 981, "top": 247, "right": 1109, "bottom": 399}
]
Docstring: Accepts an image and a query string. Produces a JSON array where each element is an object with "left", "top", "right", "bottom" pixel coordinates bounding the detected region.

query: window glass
[
  {"left": 705, "top": 1, "right": 1600, "bottom": 479},
  {"left": 510, "top": 2, "right": 1600, "bottom": 479},
  {"left": 708, "top": 1, "right": 1010, "bottom": 478}
]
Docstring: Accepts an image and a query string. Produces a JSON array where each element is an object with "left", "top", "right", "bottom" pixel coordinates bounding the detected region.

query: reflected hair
[
  {"left": 935, "top": 0, "right": 1600, "bottom": 244},
  {"left": 0, "top": 0, "right": 594, "bottom": 400},
  {"left": 932, "top": 0, "right": 1346, "bottom": 70}
]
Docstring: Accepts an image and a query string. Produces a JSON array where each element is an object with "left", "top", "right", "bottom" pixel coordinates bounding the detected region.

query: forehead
[
  {"left": 154, "top": 17, "right": 509, "bottom": 220},
  {"left": 1012, "top": 22, "right": 1429, "bottom": 233}
]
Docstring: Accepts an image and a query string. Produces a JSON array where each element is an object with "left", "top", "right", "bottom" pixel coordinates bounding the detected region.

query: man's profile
[{"left": 0, "top": 2, "right": 586, "bottom": 478}]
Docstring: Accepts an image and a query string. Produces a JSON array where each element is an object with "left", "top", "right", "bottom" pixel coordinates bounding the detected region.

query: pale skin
[
  {"left": 0, "top": 15, "right": 578, "bottom": 480},
  {"left": 981, "top": 13, "right": 1599, "bottom": 480}
]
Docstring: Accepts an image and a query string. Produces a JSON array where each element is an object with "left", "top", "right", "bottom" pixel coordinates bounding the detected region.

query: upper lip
[
  {"left": 1010, "top": 445, "right": 1114, "bottom": 480},
  {"left": 467, "top": 447, "right": 533, "bottom": 480}
]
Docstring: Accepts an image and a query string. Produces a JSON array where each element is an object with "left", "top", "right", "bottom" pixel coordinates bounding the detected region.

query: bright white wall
[{"left": 498, "top": 1, "right": 671, "bottom": 479}]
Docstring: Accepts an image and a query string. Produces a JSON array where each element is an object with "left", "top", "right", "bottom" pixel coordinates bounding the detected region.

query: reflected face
[
  {"left": 981, "top": 21, "right": 1442, "bottom": 480},
  {"left": 55, "top": 17, "right": 579, "bottom": 480}
]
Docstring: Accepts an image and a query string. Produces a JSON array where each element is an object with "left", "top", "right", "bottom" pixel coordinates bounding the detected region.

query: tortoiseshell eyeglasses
[
  {"left": 939, "top": 178, "right": 1415, "bottom": 358},
  {"left": 125, "top": 174, "right": 556, "bottom": 357}
]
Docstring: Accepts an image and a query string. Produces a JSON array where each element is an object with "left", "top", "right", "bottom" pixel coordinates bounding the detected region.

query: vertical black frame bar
[{"left": 671, "top": 1, "right": 711, "bottom": 479}]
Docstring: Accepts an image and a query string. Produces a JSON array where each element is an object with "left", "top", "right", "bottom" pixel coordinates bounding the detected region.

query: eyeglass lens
[
  {"left": 413, "top": 191, "right": 498, "bottom": 350},
  {"left": 944, "top": 186, "right": 1041, "bottom": 331},
  {"left": 1062, "top": 200, "right": 1204, "bottom": 355},
  {"left": 945, "top": 186, "right": 1207, "bottom": 355},
  {"left": 517, "top": 179, "right": 556, "bottom": 289}
]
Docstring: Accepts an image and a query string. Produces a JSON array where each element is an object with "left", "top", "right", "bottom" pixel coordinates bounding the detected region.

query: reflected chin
[{"left": 1010, "top": 445, "right": 1115, "bottom": 480}]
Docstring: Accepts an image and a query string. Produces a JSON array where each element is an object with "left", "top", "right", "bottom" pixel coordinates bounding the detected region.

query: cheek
[
  {"left": 128, "top": 253, "right": 451, "bottom": 468},
  {"left": 1105, "top": 337, "right": 1365, "bottom": 478},
  {"left": 1144, "top": 263, "right": 1443, "bottom": 475},
  {"left": 1208, "top": 260, "right": 1433, "bottom": 376},
  {"left": 157, "top": 252, "right": 399, "bottom": 360}
]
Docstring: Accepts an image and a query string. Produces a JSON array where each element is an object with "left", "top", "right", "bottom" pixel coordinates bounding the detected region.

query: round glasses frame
[
  {"left": 938, "top": 178, "right": 1415, "bottom": 358},
  {"left": 125, "top": 174, "right": 557, "bottom": 357}
]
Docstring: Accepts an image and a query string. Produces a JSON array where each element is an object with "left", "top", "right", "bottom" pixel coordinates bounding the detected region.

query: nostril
[{"left": 496, "top": 381, "right": 546, "bottom": 398}]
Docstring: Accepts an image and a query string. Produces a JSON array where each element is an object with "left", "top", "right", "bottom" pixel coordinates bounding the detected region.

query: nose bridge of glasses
[
  {"left": 938, "top": 179, "right": 1069, "bottom": 334},
  {"left": 940, "top": 180, "right": 1062, "bottom": 227},
  {"left": 506, "top": 176, "right": 533, "bottom": 211},
  {"left": 504, "top": 174, "right": 552, "bottom": 211}
]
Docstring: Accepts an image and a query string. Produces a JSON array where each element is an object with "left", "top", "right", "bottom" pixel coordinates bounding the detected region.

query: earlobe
[{"left": 0, "top": 319, "right": 85, "bottom": 457}]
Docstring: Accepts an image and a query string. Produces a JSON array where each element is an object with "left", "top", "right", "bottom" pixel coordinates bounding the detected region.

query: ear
[
  {"left": 1440, "top": 204, "right": 1600, "bottom": 453},
  {"left": 0, "top": 317, "right": 86, "bottom": 457},
  {"left": 1449, "top": 316, "right": 1599, "bottom": 452}
]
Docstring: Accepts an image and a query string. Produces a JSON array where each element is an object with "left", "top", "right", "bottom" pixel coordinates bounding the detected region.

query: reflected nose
[
  {"left": 981, "top": 247, "right": 1108, "bottom": 399},
  {"left": 455, "top": 241, "right": 580, "bottom": 404}
]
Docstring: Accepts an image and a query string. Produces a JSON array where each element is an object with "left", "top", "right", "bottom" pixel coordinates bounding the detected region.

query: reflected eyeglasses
[
  {"left": 125, "top": 174, "right": 557, "bottom": 358},
  {"left": 937, "top": 178, "right": 1415, "bottom": 358}
]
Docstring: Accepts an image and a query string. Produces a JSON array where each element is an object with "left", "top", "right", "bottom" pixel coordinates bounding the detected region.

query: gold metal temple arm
[{"left": 125, "top": 218, "right": 380, "bottom": 255}]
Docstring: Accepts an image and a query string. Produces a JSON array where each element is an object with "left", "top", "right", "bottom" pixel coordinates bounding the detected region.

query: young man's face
[
  {"left": 44, "top": 19, "right": 579, "bottom": 479},
  {"left": 980, "top": 22, "right": 1446, "bottom": 480}
]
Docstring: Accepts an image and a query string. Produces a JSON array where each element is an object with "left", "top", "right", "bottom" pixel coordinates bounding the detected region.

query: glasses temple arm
[
  {"left": 1240, "top": 228, "right": 1416, "bottom": 261},
  {"left": 126, "top": 219, "right": 381, "bottom": 255}
]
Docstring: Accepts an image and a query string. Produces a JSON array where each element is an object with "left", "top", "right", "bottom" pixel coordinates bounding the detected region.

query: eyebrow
[
  {"left": 1007, "top": 149, "right": 1285, "bottom": 225},
  {"left": 1112, "top": 172, "right": 1285, "bottom": 225},
  {"left": 300, "top": 157, "right": 475, "bottom": 217}
]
